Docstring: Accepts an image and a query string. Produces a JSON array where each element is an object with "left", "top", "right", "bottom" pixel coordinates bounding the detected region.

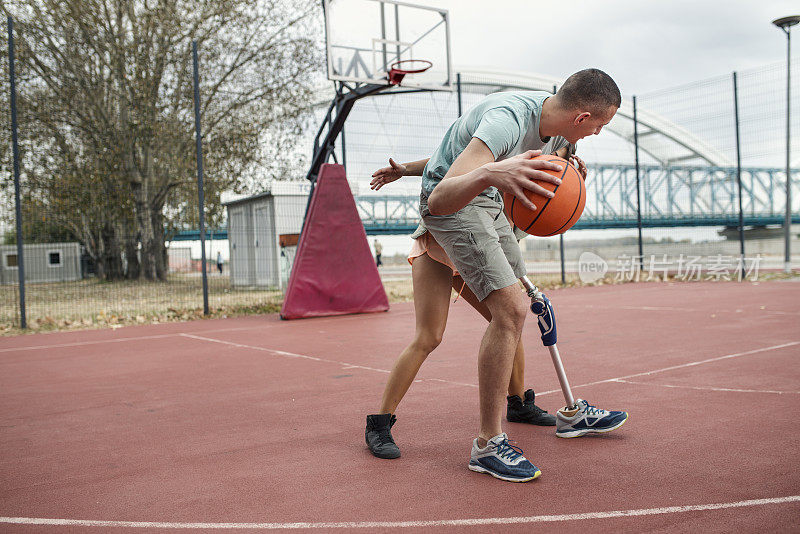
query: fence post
[
  {"left": 8, "top": 16, "right": 26, "bottom": 328},
  {"left": 456, "top": 72, "right": 462, "bottom": 117},
  {"left": 633, "top": 95, "right": 644, "bottom": 271},
  {"left": 554, "top": 84, "right": 566, "bottom": 284},
  {"left": 733, "top": 72, "right": 745, "bottom": 281},
  {"left": 192, "top": 41, "right": 209, "bottom": 315},
  {"left": 784, "top": 28, "right": 793, "bottom": 273}
]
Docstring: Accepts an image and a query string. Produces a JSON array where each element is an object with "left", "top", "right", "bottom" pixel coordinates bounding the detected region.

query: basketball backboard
[{"left": 323, "top": 0, "right": 453, "bottom": 91}]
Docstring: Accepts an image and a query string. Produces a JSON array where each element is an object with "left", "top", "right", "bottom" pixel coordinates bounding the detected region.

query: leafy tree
[{"left": 1, "top": 0, "right": 321, "bottom": 280}]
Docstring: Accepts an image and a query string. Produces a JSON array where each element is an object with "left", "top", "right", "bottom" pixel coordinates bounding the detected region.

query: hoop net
[{"left": 388, "top": 59, "right": 432, "bottom": 85}]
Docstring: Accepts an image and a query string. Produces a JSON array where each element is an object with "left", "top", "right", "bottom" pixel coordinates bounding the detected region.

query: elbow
[
  {"left": 427, "top": 192, "right": 445, "bottom": 216},
  {"left": 428, "top": 204, "right": 444, "bottom": 216}
]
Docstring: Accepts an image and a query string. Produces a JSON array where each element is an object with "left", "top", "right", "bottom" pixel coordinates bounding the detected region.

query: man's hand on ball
[
  {"left": 483, "top": 150, "right": 563, "bottom": 211},
  {"left": 370, "top": 158, "right": 407, "bottom": 190}
]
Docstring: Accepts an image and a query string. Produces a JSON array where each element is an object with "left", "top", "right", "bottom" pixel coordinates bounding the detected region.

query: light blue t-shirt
[{"left": 421, "top": 90, "right": 571, "bottom": 197}]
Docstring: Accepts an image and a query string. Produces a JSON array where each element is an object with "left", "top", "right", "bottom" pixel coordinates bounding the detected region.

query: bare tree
[{"left": 2, "top": 0, "right": 321, "bottom": 280}]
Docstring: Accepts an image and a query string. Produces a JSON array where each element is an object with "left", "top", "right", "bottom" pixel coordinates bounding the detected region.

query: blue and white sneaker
[
  {"left": 555, "top": 399, "right": 628, "bottom": 438},
  {"left": 468, "top": 433, "right": 541, "bottom": 482}
]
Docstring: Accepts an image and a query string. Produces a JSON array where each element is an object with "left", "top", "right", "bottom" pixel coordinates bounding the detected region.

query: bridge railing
[{"left": 354, "top": 165, "right": 800, "bottom": 233}]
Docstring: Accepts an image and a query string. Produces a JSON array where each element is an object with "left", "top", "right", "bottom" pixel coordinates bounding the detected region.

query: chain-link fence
[
  {"left": 344, "top": 65, "right": 799, "bottom": 287},
  {"left": 1, "top": 9, "right": 315, "bottom": 332},
  {"left": 3, "top": 12, "right": 799, "bottom": 332}
]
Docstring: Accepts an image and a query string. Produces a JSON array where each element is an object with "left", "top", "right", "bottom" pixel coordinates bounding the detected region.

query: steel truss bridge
[
  {"left": 358, "top": 164, "right": 800, "bottom": 235},
  {"left": 171, "top": 164, "right": 799, "bottom": 241},
  {"left": 171, "top": 69, "right": 799, "bottom": 241}
]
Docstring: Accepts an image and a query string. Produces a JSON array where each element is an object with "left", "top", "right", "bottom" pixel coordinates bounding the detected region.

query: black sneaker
[
  {"left": 365, "top": 413, "right": 401, "bottom": 459},
  {"left": 507, "top": 389, "right": 556, "bottom": 426}
]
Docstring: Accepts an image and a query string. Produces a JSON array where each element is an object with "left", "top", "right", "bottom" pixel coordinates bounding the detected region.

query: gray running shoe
[
  {"left": 555, "top": 399, "right": 628, "bottom": 438},
  {"left": 468, "top": 433, "right": 541, "bottom": 482}
]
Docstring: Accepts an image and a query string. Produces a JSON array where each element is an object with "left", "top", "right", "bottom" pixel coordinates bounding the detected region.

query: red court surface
[{"left": 1, "top": 281, "right": 799, "bottom": 533}]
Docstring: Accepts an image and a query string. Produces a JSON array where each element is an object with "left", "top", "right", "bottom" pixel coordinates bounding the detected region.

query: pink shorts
[{"left": 407, "top": 231, "right": 458, "bottom": 275}]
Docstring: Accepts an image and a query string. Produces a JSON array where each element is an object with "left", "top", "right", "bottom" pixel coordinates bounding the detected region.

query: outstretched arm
[
  {"left": 427, "top": 138, "right": 563, "bottom": 216},
  {"left": 369, "top": 158, "right": 430, "bottom": 190}
]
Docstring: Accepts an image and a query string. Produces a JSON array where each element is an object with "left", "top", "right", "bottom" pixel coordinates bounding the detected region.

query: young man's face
[{"left": 566, "top": 107, "right": 617, "bottom": 144}]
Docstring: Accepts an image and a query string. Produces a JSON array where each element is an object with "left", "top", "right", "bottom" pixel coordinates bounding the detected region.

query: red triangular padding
[{"left": 280, "top": 163, "right": 389, "bottom": 319}]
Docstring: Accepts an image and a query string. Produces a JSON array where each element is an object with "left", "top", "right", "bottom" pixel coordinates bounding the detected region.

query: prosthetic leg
[
  {"left": 519, "top": 276, "right": 629, "bottom": 437},
  {"left": 519, "top": 276, "right": 577, "bottom": 410}
]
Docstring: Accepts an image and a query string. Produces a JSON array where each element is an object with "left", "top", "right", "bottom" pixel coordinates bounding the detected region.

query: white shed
[
  {"left": 223, "top": 182, "right": 310, "bottom": 288},
  {"left": 0, "top": 242, "right": 82, "bottom": 285}
]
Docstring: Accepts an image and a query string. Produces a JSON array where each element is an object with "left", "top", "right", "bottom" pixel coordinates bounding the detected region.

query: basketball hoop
[{"left": 387, "top": 59, "right": 432, "bottom": 86}]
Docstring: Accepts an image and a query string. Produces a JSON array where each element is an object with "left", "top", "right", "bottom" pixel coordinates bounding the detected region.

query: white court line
[
  {"left": 179, "top": 334, "right": 478, "bottom": 388},
  {"left": 5, "top": 331, "right": 796, "bottom": 399},
  {"left": 582, "top": 304, "right": 800, "bottom": 315},
  {"left": 0, "top": 327, "right": 271, "bottom": 354},
  {"left": 0, "top": 311, "right": 415, "bottom": 354},
  {"left": 536, "top": 341, "right": 800, "bottom": 397},
  {"left": 583, "top": 304, "right": 695, "bottom": 312},
  {"left": 620, "top": 305, "right": 689, "bottom": 311},
  {"left": 0, "top": 333, "right": 179, "bottom": 353},
  {"left": 425, "top": 377, "right": 477, "bottom": 388},
  {"left": 184, "top": 335, "right": 800, "bottom": 397},
  {"left": 613, "top": 379, "right": 800, "bottom": 395},
  {"left": 178, "top": 336, "right": 797, "bottom": 397},
  {"left": 180, "top": 334, "right": 344, "bottom": 365},
  {"left": 1, "top": 496, "right": 798, "bottom": 530}
]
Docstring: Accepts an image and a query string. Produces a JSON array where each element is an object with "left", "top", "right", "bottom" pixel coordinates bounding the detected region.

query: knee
[
  {"left": 413, "top": 331, "right": 444, "bottom": 355},
  {"left": 509, "top": 299, "right": 527, "bottom": 330},
  {"left": 492, "top": 296, "right": 527, "bottom": 333}
]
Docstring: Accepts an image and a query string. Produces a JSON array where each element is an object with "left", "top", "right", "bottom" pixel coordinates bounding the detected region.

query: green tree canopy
[{"left": 1, "top": 0, "right": 322, "bottom": 280}]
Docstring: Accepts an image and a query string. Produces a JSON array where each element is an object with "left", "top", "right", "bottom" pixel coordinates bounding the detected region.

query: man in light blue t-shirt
[
  {"left": 421, "top": 69, "right": 621, "bottom": 482},
  {"left": 422, "top": 90, "right": 567, "bottom": 199},
  {"left": 364, "top": 69, "right": 623, "bottom": 481}
]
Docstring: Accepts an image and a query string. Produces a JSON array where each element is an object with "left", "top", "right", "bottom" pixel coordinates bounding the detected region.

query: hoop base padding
[{"left": 281, "top": 164, "right": 389, "bottom": 319}]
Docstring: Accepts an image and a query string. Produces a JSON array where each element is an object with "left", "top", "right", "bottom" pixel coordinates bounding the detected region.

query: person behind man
[
  {"left": 416, "top": 69, "right": 622, "bottom": 482},
  {"left": 363, "top": 135, "right": 578, "bottom": 461}
]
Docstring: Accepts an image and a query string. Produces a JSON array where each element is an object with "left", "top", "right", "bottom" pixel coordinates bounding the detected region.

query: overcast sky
[{"left": 412, "top": 0, "right": 799, "bottom": 95}]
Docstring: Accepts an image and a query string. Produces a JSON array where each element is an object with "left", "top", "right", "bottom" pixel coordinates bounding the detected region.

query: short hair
[{"left": 557, "top": 69, "right": 621, "bottom": 114}]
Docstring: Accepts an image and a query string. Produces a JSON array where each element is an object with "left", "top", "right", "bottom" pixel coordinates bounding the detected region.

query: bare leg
[
  {"left": 476, "top": 284, "right": 527, "bottom": 444},
  {"left": 455, "top": 276, "right": 526, "bottom": 399},
  {"left": 378, "top": 253, "right": 455, "bottom": 414},
  {"left": 508, "top": 344, "right": 526, "bottom": 399}
]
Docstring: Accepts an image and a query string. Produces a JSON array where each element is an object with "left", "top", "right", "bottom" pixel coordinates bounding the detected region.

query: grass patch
[
  {"left": 2, "top": 271, "right": 798, "bottom": 336},
  {"left": 0, "top": 274, "right": 282, "bottom": 335}
]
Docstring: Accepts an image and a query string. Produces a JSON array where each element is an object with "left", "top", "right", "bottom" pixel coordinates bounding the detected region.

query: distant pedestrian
[
  {"left": 216, "top": 251, "right": 223, "bottom": 274},
  {"left": 374, "top": 239, "right": 383, "bottom": 267}
]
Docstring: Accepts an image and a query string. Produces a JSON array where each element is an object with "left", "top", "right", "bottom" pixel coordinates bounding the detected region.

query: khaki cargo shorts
[{"left": 420, "top": 191, "right": 526, "bottom": 302}]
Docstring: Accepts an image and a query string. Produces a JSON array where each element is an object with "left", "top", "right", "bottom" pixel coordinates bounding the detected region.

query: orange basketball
[{"left": 503, "top": 155, "right": 586, "bottom": 237}]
